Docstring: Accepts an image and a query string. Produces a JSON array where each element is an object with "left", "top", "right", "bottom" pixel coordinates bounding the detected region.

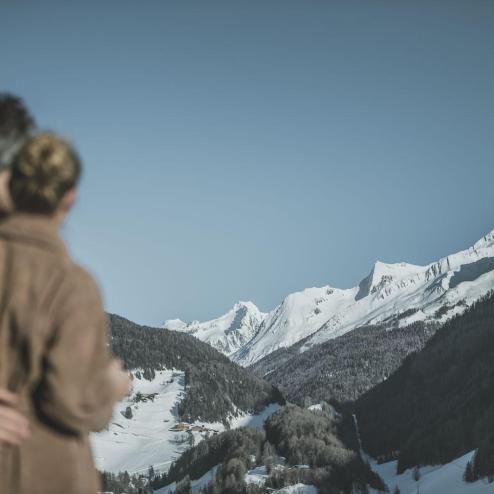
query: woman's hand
[{"left": 0, "top": 388, "right": 30, "bottom": 446}]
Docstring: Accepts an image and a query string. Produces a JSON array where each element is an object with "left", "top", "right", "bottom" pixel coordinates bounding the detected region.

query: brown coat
[{"left": 0, "top": 214, "right": 120, "bottom": 494}]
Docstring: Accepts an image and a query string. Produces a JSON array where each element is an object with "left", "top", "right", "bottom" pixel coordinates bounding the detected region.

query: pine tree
[
  {"left": 413, "top": 465, "right": 421, "bottom": 493},
  {"left": 175, "top": 475, "right": 192, "bottom": 494},
  {"left": 464, "top": 460, "right": 475, "bottom": 482}
]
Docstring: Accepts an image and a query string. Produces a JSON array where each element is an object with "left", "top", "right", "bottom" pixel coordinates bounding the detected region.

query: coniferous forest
[
  {"left": 355, "top": 292, "right": 494, "bottom": 476},
  {"left": 251, "top": 320, "right": 437, "bottom": 405}
]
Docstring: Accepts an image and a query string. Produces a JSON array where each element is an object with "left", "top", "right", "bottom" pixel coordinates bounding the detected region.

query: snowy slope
[
  {"left": 91, "top": 369, "right": 280, "bottom": 476},
  {"left": 155, "top": 466, "right": 219, "bottom": 494},
  {"left": 245, "top": 465, "right": 317, "bottom": 493},
  {"left": 370, "top": 452, "right": 494, "bottom": 494},
  {"left": 273, "top": 486, "right": 317, "bottom": 494},
  {"left": 164, "top": 301, "right": 265, "bottom": 356},
  {"left": 91, "top": 370, "right": 205, "bottom": 475}
]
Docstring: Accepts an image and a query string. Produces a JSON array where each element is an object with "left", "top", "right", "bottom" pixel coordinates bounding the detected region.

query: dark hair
[
  {"left": 0, "top": 93, "right": 35, "bottom": 169},
  {"left": 9, "top": 133, "right": 81, "bottom": 214}
]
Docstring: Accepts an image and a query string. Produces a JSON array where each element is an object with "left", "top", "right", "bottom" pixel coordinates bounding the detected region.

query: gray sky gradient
[{"left": 2, "top": 1, "right": 494, "bottom": 326}]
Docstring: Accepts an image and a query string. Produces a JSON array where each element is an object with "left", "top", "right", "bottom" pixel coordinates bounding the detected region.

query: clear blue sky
[{"left": 2, "top": 1, "right": 493, "bottom": 326}]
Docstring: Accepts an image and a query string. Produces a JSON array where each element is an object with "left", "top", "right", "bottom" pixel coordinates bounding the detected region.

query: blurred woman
[
  {"left": 0, "top": 93, "right": 36, "bottom": 448},
  {"left": 0, "top": 93, "right": 35, "bottom": 213},
  {"left": 0, "top": 133, "right": 129, "bottom": 493}
]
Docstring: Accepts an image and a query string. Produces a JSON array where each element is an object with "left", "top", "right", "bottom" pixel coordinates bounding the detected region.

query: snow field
[
  {"left": 91, "top": 369, "right": 219, "bottom": 475},
  {"left": 370, "top": 452, "right": 494, "bottom": 494}
]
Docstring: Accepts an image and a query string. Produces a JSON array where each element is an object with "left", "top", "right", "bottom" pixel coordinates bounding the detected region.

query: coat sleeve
[{"left": 35, "top": 266, "right": 121, "bottom": 435}]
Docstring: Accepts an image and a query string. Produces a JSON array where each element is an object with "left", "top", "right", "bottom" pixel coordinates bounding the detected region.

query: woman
[
  {"left": 0, "top": 133, "right": 130, "bottom": 493},
  {"left": 0, "top": 93, "right": 35, "bottom": 447}
]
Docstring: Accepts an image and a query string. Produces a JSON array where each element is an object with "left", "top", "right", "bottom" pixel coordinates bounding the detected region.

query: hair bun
[{"left": 9, "top": 132, "right": 81, "bottom": 214}]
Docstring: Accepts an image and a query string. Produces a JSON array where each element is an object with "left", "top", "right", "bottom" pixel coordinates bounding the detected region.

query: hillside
[
  {"left": 355, "top": 292, "right": 494, "bottom": 475},
  {"left": 369, "top": 451, "right": 494, "bottom": 494},
  {"left": 251, "top": 321, "right": 437, "bottom": 405},
  {"left": 108, "top": 314, "right": 284, "bottom": 424}
]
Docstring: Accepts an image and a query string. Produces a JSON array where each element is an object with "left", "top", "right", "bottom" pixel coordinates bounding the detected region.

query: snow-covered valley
[{"left": 91, "top": 369, "right": 280, "bottom": 476}]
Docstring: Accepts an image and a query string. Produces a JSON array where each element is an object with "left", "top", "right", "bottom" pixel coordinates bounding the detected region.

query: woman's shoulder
[{"left": 59, "top": 261, "right": 103, "bottom": 304}]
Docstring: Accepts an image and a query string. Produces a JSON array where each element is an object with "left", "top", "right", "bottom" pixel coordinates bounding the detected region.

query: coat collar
[{"left": 0, "top": 213, "right": 68, "bottom": 256}]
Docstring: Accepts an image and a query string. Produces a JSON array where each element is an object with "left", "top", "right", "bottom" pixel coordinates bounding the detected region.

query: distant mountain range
[{"left": 164, "top": 229, "right": 494, "bottom": 366}]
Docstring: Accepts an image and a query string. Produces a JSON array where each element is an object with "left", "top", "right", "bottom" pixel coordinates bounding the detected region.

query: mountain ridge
[
  {"left": 163, "top": 228, "right": 494, "bottom": 367},
  {"left": 163, "top": 301, "right": 265, "bottom": 357}
]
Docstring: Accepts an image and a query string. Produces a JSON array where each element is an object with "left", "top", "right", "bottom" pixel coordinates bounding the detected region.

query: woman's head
[
  {"left": 0, "top": 94, "right": 36, "bottom": 212},
  {"left": 0, "top": 93, "right": 35, "bottom": 170},
  {"left": 9, "top": 133, "right": 81, "bottom": 216}
]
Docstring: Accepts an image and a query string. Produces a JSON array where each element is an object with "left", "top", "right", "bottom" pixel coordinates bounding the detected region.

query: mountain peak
[
  {"left": 163, "top": 300, "right": 266, "bottom": 357},
  {"left": 162, "top": 318, "right": 187, "bottom": 331},
  {"left": 355, "top": 261, "right": 423, "bottom": 301},
  {"left": 473, "top": 228, "right": 494, "bottom": 250},
  {"left": 233, "top": 300, "right": 262, "bottom": 314}
]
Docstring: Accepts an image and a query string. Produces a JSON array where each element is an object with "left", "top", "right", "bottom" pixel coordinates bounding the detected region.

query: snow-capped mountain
[
  {"left": 165, "top": 229, "right": 494, "bottom": 367},
  {"left": 163, "top": 301, "right": 266, "bottom": 356}
]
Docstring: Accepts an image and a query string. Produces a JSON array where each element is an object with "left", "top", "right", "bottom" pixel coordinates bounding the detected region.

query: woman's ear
[
  {"left": 0, "top": 169, "right": 13, "bottom": 213},
  {"left": 60, "top": 188, "right": 77, "bottom": 212}
]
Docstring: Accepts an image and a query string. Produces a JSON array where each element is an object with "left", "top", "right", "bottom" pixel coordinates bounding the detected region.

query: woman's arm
[{"left": 34, "top": 266, "right": 130, "bottom": 435}]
